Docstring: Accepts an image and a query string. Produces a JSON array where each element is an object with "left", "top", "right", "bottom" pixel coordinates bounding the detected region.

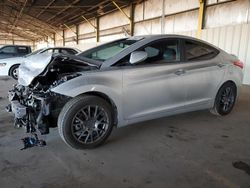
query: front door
[{"left": 122, "top": 39, "right": 189, "bottom": 120}]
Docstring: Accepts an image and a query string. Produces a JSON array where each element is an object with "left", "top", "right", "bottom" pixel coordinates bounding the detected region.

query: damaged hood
[
  {"left": 18, "top": 53, "right": 100, "bottom": 87},
  {"left": 18, "top": 53, "right": 53, "bottom": 86}
]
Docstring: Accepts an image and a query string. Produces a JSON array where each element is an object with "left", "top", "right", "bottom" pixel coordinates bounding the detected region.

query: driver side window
[
  {"left": 140, "top": 39, "right": 180, "bottom": 65},
  {"left": 115, "top": 39, "right": 181, "bottom": 66}
]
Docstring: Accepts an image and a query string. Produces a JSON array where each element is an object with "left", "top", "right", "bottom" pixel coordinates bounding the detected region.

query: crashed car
[{"left": 7, "top": 35, "right": 243, "bottom": 149}]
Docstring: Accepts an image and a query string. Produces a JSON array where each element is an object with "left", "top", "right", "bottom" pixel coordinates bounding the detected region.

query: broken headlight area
[
  {"left": 50, "top": 73, "right": 81, "bottom": 88},
  {"left": 6, "top": 84, "right": 71, "bottom": 149}
]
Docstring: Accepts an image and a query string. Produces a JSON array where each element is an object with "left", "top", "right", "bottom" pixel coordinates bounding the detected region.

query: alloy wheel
[
  {"left": 219, "top": 86, "right": 235, "bottom": 113},
  {"left": 71, "top": 105, "right": 109, "bottom": 144}
]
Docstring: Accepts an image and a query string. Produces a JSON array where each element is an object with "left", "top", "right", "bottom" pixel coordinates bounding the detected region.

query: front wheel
[
  {"left": 9, "top": 64, "right": 19, "bottom": 80},
  {"left": 58, "top": 95, "right": 114, "bottom": 149},
  {"left": 210, "top": 82, "right": 237, "bottom": 116}
]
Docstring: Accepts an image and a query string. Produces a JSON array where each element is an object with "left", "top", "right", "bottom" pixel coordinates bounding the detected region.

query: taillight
[{"left": 233, "top": 60, "right": 244, "bottom": 69}]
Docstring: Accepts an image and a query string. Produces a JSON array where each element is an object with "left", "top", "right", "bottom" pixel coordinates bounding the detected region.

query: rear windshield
[{"left": 78, "top": 39, "right": 139, "bottom": 62}]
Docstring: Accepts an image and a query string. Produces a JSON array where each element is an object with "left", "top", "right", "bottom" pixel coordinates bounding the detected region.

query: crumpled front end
[
  {"left": 6, "top": 84, "right": 70, "bottom": 135},
  {"left": 6, "top": 53, "right": 99, "bottom": 149}
]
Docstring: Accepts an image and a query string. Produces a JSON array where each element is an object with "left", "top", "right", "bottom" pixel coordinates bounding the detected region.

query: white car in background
[{"left": 0, "top": 47, "right": 81, "bottom": 80}]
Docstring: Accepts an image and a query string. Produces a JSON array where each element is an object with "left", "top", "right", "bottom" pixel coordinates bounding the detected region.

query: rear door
[
  {"left": 182, "top": 39, "right": 226, "bottom": 107},
  {"left": 121, "top": 39, "right": 189, "bottom": 121}
]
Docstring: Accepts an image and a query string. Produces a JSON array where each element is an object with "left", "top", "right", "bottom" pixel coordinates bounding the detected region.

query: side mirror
[{"left": 129, "top": 51, "right": 148, "bottom": 64}]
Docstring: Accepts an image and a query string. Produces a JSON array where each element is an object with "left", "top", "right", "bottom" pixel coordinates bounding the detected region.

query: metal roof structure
[{"left": 0, "top": 0, "right": 139, "bottom": 41}]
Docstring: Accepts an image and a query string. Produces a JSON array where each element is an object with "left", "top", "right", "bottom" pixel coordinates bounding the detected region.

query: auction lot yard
[{"left": 0, "top": 77, "right": 250, "bottom": 188}]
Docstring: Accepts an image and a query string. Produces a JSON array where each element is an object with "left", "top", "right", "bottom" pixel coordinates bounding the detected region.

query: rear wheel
[
  {"left": 210, "top": 82, "right": 237, "bottom": 116},
  {"left": 9, "top": 64, "right": 19, "bottom": 80},
  {"left": 58, "top": 95, "right": 114, "bottom": 149}
]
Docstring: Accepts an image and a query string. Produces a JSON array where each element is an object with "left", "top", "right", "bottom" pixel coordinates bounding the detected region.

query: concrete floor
[{"left": 0, "top": 77, "right": 250, "bottom": 188}]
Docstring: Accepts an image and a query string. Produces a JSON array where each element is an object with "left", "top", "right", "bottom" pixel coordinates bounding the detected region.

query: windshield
[
  {"left": 24, "top": 48, "right": 45, "bottom": 57},
  {"left": 78, "top": 39, "right": 138, "bottom": 62}
]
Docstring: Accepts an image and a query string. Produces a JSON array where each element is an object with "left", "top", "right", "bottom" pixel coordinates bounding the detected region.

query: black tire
[
  {"left": 58, "top": 95, "right": 114, "bottom": 149},
  {"left": 9, "top": 64, "right": 19, "bottom": 80},
  {"left": 210, "top": 82, "right": 237, "bottom": 116}
]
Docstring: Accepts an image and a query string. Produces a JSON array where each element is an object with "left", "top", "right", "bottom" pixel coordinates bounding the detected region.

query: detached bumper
[
  {"left": 7, "top": 91, "right": 27, "bottom": 119},
  {"left": 10, "top": 100, "right": 27, "bottom": 118}
]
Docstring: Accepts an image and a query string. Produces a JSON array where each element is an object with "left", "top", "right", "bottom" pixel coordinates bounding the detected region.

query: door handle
[
  {"left": 217, "top": 63, "right": 225, "bottom": 68},
  {"left": 174, "top": 69, "right": 186, "bottom": 75}
]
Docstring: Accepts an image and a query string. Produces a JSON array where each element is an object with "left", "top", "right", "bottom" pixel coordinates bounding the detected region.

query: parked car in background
[
  {"left": 0, "top": 45, "right": 31, "bottom": 59},
  {"left": 7, "top": 35, "right": 243, "bottom": 149},
  {"left": 0, "top": 47, "right": 81, "bottom": 79}
]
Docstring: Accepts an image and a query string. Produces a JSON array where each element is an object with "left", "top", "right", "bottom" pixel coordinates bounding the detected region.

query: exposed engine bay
[{"left": 6, "top": 54, "right": 99, "bottom": 149}]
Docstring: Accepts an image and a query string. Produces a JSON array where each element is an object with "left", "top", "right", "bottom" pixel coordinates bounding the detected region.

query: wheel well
[
  {"left": 82, "top": 91, "right": 118, "bottom": 126},
  {"left": 8, "top": 64, "right": 20, "bottom": 76}
]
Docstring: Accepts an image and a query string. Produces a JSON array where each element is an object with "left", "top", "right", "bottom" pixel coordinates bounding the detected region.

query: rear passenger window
[
  {"left": 185, "top": 40, "right": 218, "bottom": 61},
  {"left": 17, "top": 46, "right": 29, "bottom": 54}
]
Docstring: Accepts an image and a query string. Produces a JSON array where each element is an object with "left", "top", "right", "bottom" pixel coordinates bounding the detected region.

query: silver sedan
[{"left": 9, "top": 35, "right": 244, "bottom": 149}]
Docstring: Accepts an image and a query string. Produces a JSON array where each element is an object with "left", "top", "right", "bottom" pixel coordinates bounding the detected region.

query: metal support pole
[
  {"left": 53, "top": 33, "right": 56, "bottom": 46},
  {"left": 130, "top": 3, "right": 134, "bottom": 36},
  {"left": 64, "top": 24, "right": 77, "bottom": 36},
  {"left": 76, "top": 25, "right": 79, "bottom": 44},
  {"left": 112, "top": 1, "right": 133, "bottom": 36},
  {"left": 62, "top": 29, "right": 65, "bottom": 46},
  {"left": 96, "top": 17, "right": 99, "bottom": 42},
  {"left": 82, "top": 15, "right": 99, "bottom": 42},
  {"left": 112, "top": 1, "right": 130, "bottom": 20},
  {"left": 82, "top": 15, "right": 96, "bottom": 29},
  {"left": 197, "top": 0, "right": 206, "bottom": 38},
  {"left": 32, "top": 41, "right": 35, "bottom": 50},
  {"left": 161, "top": 0, "right": 165, "bottom": 34}
]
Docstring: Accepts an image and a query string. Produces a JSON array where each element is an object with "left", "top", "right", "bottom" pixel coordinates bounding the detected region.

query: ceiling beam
[
  {"left": 2, "top": 24, "right": 41, "bottom": 39},
  {"left": 46, "top": 0, "right": 80, "bottom": 22},
  {"left": 0, "top": 24, "right": 36, "bottom": 40},
  {"left": 0, "top": 8, "right": 58, "bottom": 39},
  {"left": 30, "top": 5, "right": 93, "bottom": 9},
  {"left": 0, "top": 11, "right": 54, "bottom": 38},
  {"left": 0, "top": 15, "right": 52, "bottom": 38},
  {"left": 9, "top": 0, "right": 28, "bottom": 34},
  {"left": 0, "top": 6, "right": 58, "bottom": 33},
  {"left": 36, "top": 0, "right": 56, "bottom": 18},
  {"left": 50, "top": 0, "right": 111, "bottom": 26}
]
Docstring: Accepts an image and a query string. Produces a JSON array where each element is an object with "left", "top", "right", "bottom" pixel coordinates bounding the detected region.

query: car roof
[
  {"left": 129, "top": 34, "right": 197, "bottom": 40},
  {"left": 128, "top": 34, "right": 220, "bottom": 50},
  {"left": 42, "top": 47, "right": 80, "bottom": 50},
  {"left": 0, "top": 45, "right": 31, "bottom": 47}
]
